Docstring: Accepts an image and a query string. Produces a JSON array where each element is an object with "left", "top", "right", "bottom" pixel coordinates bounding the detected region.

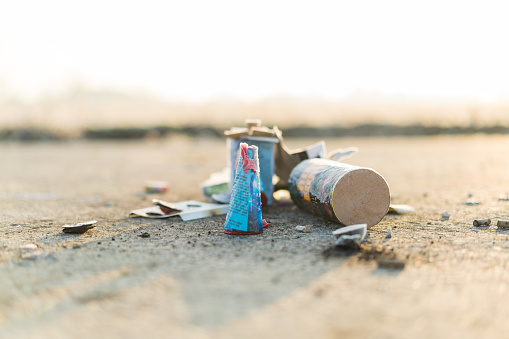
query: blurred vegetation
[{"left": 1, "top": 86, "right": 509, "bottom": 141}]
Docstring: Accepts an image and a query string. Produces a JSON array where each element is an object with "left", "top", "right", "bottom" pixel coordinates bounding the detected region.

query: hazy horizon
[
  {"left": 2, "top": 0, "right": 509, "bottom": 133},
  {"left": 1, "top": 85, "right": 509, "bottom": 135}
]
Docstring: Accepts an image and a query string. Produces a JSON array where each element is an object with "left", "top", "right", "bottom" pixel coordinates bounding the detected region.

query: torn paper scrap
[
  {"left": 295, "top": 225, "right": 311, "bottom": 233},
  {"left": 387, "top": 204, "right": 416, "bottom": 215},
  {"left": 62, "top": 220, "right": 98, "bottom": 233},
  {"left": 201, "top": 168, "right": 229, "bottom": 202},
  {"left": 332, "top": 224, "right": 367, "bottom": 239},
  {"left": 153, "top": 199, "right": 183, "bottom": 215},
  {"left": 129, "top": 206, "right": 169, "bottom": 218},
  {"left": 328, "top": 147, "right": 358, "bottom": 162},
  {"left": 129, "top": 200, "right": 229, "bottom": 221},
  {"left": 145, "top": 181, "right": 169, "bottom": 194},
  {"left": 333, "top": 224, "right": 367, "bottom": 250}
]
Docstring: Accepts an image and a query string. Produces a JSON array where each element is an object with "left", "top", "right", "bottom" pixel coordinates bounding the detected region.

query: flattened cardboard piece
[
  {"left": 224, "top": 127, "right": 250, "bottom": 138},
  {"left": 291, "top": 141, "right": 327, "bottom": 161},
  {"left": 274, "top": 126, "right": 328, "bottom": 191},
  {"left": 129, "top": 206, "right": 169, "bottom": 218},
  {"left": 274, "top": 126, "right": 302, "bottom": 191},
  {"left": 153, "top": 199, "right": 182, "bottom": 214},
  {"left": 129, "top": 200, "right": 229, "bottom": 221},
  {"left": 176, "top": 201, "right": 229, "bottom": 221},
  {"left": 224, "top": 143, "right": 264, "bottom": 234},
  {"left": 249, "top": 126, "right": 276, "bottom": 137}
]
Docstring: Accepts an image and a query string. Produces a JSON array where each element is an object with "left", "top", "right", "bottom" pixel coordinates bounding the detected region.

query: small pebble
[
  {"left": 376, "top": 259, "right": 406, "bottom": 270},
  {"left": 20, "top": 243, "right": 37, "bottom": 251},
  {"left": 473, "top": 219, "right": 491, "bottom": 227},
  {"left": 497, "top": 221, "right": 509, "bottom": 229},
  {"left": 295, "top": 225, "right": 311, "bottom": 233},
  {"left": 383, "top": 231, "right": 392, "bottom": 242},
  {"left": 463, "top": 199, "right": 480, "bottom": 206},
  {"left": 440, "top": 211, "right": 450, "bottom": 221},
  {"left": 499, "top": 194, "right": 509, "bottom": 201},
  {"left": 139, "top": 232, "right": 151, "bottom": 238}
]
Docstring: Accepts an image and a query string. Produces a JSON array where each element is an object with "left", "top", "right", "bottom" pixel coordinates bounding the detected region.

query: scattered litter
[
  {"left": 210, "top": 191, "right": 231, "bottom": 204},
  {"left": 225, "top": 120, "right": 279, "bottom": 206},
  {"left": 332, "top": 223, "right": 367, "bottom": 239},
  {"left": 130, "top": 200, "right": 229, "bottom": 221},
  {"left": 62, "top": 220, "right": 97, "bottom": 234},
  {"left": 473, "top": 219, "right": 491, "bottom": 227},
  {"left": 224, "top": 143, "right": 264, "bottom": 235},
  {"left": 153, "top": 199, "right": 182, "bottom": 215},
  {"left": 440, "top": 211, "right": 450, "bottom": 221},
  {"left": 295, "top": 225, "right": 311, "bottom": 233},
  {"left": 20, "top": 243, "right": 38, "bottom": 251},
  {"left": 145, "top": 181, "right": 168, "bottom": 194},
  {"left": 383, "top": 230, "right": 392, "bottom": 242},
  {"left": 376, "top": 258, "right": 406, "bottom": 270},
  {"left": 245, "top": 119, "right": 262, "bottom": 129},
  {"left": 139, "top": 232, "right": 150, "bottom": 238},
  {"left": 328, "top": 147, "right": 358, "bottom": 162},
  {"left": 129, "top": 206, "right": 168, "bottom": 218},
  {"left": 201, "top": 169, "right": 229, "bottom": 202},
  {"left": 388, "top": 204, "right": 416, "bottom": 215},
  {"left": 273, "top": 189, "right": 293, "bottom": 206},
  {"left": 498, "top": 194, "right": 509, "bottom": 201},
  {"left": 333, "top": 224, "right": 367, "bottom": 249},
  {"left": 335, "top": 234, "right": 364, "bottom": 250},
  {"left": 289, "top": 159, "right": 390, "bottom": 228},
  {"left": 463, "top": 198, "right": 480, "bottom": 206},
  {"left": 497, "top": 220, "right": 509, "bottom": 229},
  {"left": 274, "top": 126, "right": 328, "bottom": 191}
]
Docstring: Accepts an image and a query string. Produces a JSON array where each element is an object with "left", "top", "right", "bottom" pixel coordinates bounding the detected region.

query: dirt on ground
[{"left": 1, "top": 135, "right": 509, "bottom": 339}]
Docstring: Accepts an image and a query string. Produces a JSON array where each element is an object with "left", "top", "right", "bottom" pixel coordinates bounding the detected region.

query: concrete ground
[{"left": 1, "top": 135, "right": 509, "bottom": 339}]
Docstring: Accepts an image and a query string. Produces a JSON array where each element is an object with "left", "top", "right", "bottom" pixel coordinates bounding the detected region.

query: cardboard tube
[{"left": 288, "top": 159, "right": 390, "bottom": 228}]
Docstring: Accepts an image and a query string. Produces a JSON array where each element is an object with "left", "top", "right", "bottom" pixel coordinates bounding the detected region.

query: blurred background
[{"left": 1, "top": 0, "right": 508, "bottom": 139}]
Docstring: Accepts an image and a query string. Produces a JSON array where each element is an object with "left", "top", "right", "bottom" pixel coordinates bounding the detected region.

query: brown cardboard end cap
[
  {"left": 245, "top": 119, "right": 262, "bottom": 129},
  {"left": 225, "top": 127, "right": 249, "bottom": 138},
  {"left": 249, "top": 126, "right": 275, "bottom": 137},
  {"left": 332, "top": 169, "right": 390, "bottom": 228}
]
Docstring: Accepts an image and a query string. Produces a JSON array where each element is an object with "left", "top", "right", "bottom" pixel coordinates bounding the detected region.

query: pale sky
[{"left": 1, "top": 0, "right": 508, "bottom": 102}]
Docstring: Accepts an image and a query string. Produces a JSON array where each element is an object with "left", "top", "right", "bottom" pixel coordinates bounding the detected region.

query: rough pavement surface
[{"left": 1, "top": 135, "right": 509, "bottom": 339}]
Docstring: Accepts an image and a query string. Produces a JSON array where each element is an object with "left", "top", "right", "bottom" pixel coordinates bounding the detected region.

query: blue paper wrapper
[
  {"left": 227, "top": 136, "right": 278, "bottom": 206},
  {"left": 224, "top": 143, "right": 264, "bottom": 234}
]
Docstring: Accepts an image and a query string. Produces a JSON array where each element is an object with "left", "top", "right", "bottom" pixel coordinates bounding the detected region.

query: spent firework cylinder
[
  {"left": 288, "top": 159, "right": 390, "bottom": 228},
  {"left": 224, "top": 143, "right": 264, "bottom": 235},
  {"left": 227, "top": 136, "right": 278, "bottom": 206}
]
